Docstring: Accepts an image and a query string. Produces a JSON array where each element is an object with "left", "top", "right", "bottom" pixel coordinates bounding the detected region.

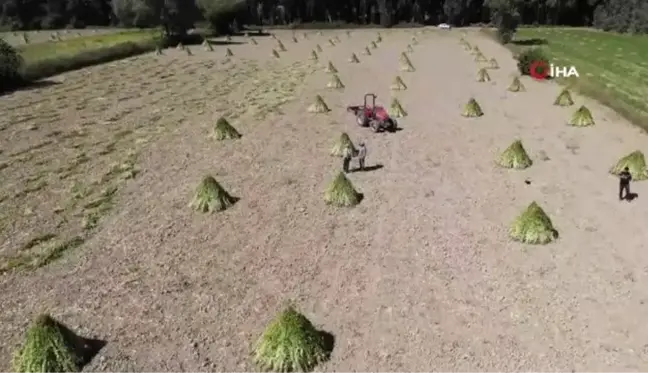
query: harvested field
[{"left": 3, "top": 28, "right": 648, "bottom": 370}]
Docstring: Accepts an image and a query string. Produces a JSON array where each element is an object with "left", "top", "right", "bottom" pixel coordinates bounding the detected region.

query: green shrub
[
  {"left": 486, "top": 0, "right": 520, "bottom": 44},
  {"left": 196, "top": 0, "right": 246, "bottom": 35},
  {"left": 516, "top": 47, "right": 549, "bottom": 76},
  {"left": 0, "top": 38, "right": 25, "bottom": 92}
]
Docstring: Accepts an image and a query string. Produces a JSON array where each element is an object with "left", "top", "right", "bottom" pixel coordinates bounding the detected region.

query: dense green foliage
[
  {"left": 0, "top": 37, "right": 24, "bottom": 92},
  {"left": 516, "top": 47, "right": 549, "bottom": 76},
  {"left": 0, "top": 0, "right": 646, "bottom": 33}
]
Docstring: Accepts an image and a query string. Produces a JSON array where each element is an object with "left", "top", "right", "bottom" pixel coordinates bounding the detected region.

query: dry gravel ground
[{"left": 2, "top": 28, "right": 648, "bottom": 371}]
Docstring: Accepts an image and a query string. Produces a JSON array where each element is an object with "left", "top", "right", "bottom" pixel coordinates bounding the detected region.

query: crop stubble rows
[
  {"left": 0, "top": 41, "right": 316, "bottom": 272},
  {"left": 4, "top": 28, "right": 648, "bottom": 371}
]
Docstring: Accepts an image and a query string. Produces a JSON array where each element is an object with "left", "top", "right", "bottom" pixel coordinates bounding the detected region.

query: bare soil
[{"left": 2, "top": 28, "right": 648, "bottom": 371}]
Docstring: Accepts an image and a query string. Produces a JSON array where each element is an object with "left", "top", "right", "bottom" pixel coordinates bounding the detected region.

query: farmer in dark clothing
[
  {"left": 356, "top": 142, "right": 367, "bottom": 171},
  {"left": 619, "top": 167, "right": 632, "bottom": 200},
  {"left": 342, "top": 145, "right": 352, "bottom": 173}
]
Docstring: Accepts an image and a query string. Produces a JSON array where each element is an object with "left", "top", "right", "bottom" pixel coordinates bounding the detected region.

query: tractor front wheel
[
  {"left": 357, "top": 112, "right": 368, "bottom": 127},
  {"left": 370, "top": 120, "right": 381, "bottom": 132}
]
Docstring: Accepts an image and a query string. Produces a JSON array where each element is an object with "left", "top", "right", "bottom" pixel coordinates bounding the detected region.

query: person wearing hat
[
  {"left": 619, "top": 166, "right": 632, "bottom": 200},
  {"left": 356, "top": 142, "right": 367, "bottom": 171}
]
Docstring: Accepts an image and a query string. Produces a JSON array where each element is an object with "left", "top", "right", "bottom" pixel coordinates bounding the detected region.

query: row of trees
[{"left": 0, "top": 0, "right": 645, "bottom": 34}]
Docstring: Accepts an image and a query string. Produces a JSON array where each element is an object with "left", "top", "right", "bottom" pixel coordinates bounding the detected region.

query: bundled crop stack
[
  {"left": 253, "top": 306, "right": 331, "bottom": 372},
  {"left": 327, "top": 75, "right": 345, "bottom": 89},
  {"left": 399, "top": 53, "right": 415, "bottom": 72},
  {"left": 212, "top": 117, "right": 241, "bottom": 140},
  {"left": 554, "top": 88, "right": 574, "bottom": 106},
  {"left": 203, "top": 40, "right": 213, "bottom": 51},
  {"left": 190, "top": 176, "right": 238, "bottom": 212},
  {"left": 308, "top": 95, "right": 330, "bottom": 113},
  {"left": 225, "top": 48, "right": 233, "bottom": 57},
  {"left": 310, "top": 50, "right": 318, "bottom": 60},
  {"left": 324, "top": 172, "right": 362, "bottom": 207},
  {"left": 331, "top": 133, "right": 356, "bottom": 157},
  {"left": 610, "top": 151, "right": 648, "bottom": 180},
  {"left": 277, "top": 40, "right": 287, "bottom": 51},
  {"left": 509, "top": 202, "right": 559, "bottom": 244},
  {"left": 508, "top": 77, "right": 525, "bottom": 92},
  {"left": 496, "top": 140, "right": 532, "bottom": 169},
  {"left": 325, "top": 61, "right": 338, "bottom": 73},
  {"left": 12, "top": 314, "right": 83, "bottom": 372},
  {"left": 390, "top": 76, "right": 407, "bottom": 90},
  {"left": 477, "top": 68, "right": 490, "bottom": 82},
  {"left": 488, "top": 58, "right": 499, "bottom": 69},
  {"left": 271, "top": 49, "right": 280, "bottom": 58},
  {"left": 363, "top": 47, "right": 372, "bottom": 55},
  {"left": 349, "top": 53, "right": 360, "bottom": 63},
  {"left": 568, "top": 106, "right": 595, "bottom": 126},
  {"left": 390, "top": 98, "right": 407, "bottom": 117},
  {"left": 462, "top": 98, "right": 483, "bottom": 117},
  {"left": 474, "top": 52, "right": 487, "bottom": 62}
]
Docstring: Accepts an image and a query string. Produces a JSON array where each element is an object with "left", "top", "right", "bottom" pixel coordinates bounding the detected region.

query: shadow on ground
[
  {"left": 320, "top": 330, "right": 336, "bottom": 360},
  {"left": 58, "top": 321, "right": 107, "bottom": 369},
  {"left": 206, "top": 40, "right": 246, "bottom": 45},
  {"left": 354, "top": 164, "right": 384, "bottom": 172},
  {"left": 0, "top": 80, "right": 61, "bottom": 96},
  {"left": 512, "top": 38, "right": 548, "bottom": 46}
]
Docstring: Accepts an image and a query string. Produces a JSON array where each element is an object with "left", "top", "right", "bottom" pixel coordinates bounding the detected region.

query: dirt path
[{"left": 2, "top": 28, "right": 648, "bottom": 371}]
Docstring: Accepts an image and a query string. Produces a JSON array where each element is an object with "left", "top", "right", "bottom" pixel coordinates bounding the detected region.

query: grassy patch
[
  {"left": 0, "top": 236, "right": 85, "bottom": 274},
  {"left": 16, "top": 29, "right": 162, "bottom": 82},
  {"left": 484, "top": 27, "right": 648, "bottom": 131}
]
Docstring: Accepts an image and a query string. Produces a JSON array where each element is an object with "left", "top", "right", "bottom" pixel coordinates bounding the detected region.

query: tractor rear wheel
[
  {"left": 357, "top": 112, "right": 368, "bottom": 127},
  {"left": 386, "top": 119, "right": 397, "bottom": 132}
]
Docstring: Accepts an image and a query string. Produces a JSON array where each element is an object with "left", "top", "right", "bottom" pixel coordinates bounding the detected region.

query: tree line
[{"left": 0, "top": 0, "right": 645, "bottom": 35}]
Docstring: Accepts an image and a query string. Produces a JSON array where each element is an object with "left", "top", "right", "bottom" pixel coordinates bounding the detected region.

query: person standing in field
[
  {"left": 342, "top": 145, "right": 352, "bottom": 173},
  {"left": 619, "top": 167, "right": 632, "bottom": 200},
  {"left": 356, "top": 142, "right": 367, "bottom": 171}
]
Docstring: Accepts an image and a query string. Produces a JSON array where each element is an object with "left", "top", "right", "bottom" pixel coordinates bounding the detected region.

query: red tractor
[{"left": 346, "top": 93, "right": 397, "bottom": 132}]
